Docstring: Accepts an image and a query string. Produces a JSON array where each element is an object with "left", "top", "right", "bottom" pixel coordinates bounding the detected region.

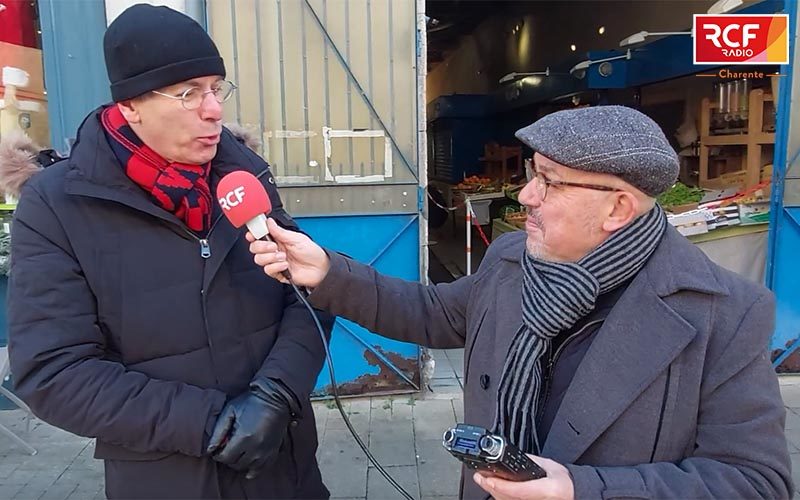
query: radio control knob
[{"left": 479, "top": 435, "right": 502, "bottom": 456}]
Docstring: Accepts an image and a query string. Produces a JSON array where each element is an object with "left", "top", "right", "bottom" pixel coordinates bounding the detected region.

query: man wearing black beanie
[{"left": 7, "top": 4, "right": 333, "bottom": 499}]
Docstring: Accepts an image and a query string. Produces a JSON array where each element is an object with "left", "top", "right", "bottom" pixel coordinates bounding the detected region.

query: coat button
[
  {"left": 290, "top": 420, "right": 298, "bottom": 428},
  {"left": 480, "top": 374, "right": 490, "bottom": 390}
]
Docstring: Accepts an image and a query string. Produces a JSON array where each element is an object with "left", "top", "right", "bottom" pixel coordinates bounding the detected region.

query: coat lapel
[
  {"left": 541, "top": 227, "right": 728, "bottom": 464},
  {"left": 541, "top": 279, "right": 696, "bottom": 463},
  {"left": 494, "top": 270, "right": 523, "bottom": 369}
]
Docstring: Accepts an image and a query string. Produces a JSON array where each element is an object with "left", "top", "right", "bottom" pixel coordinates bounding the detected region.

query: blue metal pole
[
  {"left": 766, "top": 0, "right": 797, "bottom": 290},
  {"left": 38, "top": 0, "right": 109, "bottom": 153},
  {"left": 767, "top": 0, "right": 800, "bottom": 367}
]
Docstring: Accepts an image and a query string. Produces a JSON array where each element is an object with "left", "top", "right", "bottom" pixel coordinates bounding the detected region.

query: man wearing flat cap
[
  {"left": 249, "top": 105, "right": 792, "bottom": 499},
  {"left": 7, "top": 4, "right": 333, "bottom": 498}
]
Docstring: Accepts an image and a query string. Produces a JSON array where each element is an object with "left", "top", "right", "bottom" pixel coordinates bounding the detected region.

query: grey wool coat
[{"left": 309, "top": 226, "right": 793, "bottom": 499}]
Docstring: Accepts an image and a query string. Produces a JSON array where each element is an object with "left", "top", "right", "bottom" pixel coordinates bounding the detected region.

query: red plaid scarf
[{"left": 101, "top": 105, "right": 212, "bottom": 234}]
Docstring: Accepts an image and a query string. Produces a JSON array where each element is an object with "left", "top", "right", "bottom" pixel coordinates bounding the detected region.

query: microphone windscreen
[{"left": 216, "top": 171, "right": 273, "bottom": 228}]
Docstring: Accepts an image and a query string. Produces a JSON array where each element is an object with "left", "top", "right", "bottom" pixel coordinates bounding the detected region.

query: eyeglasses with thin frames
[
  {"left": 151, "top": 80, "right": 238, "bottom": 110},
  {"left": 525, "top": 162, "right": 619, "bottom": 201}
]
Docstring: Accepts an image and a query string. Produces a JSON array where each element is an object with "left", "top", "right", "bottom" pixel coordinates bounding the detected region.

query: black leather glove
[{"left": 206, "top": 378, "right": 298, "bottom": 479}]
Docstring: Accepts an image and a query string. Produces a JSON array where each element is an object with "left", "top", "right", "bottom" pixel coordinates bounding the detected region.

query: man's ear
[
  {"left": 602, "top": 191, "right": 640, "bottom": 232},
  {"left": 116, "top": 100, "right": 141, "bottom": 124}
]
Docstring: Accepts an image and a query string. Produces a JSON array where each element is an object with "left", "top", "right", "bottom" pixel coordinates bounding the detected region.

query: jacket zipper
[
  {"left": 181, "top": 213, "right": 225, "bottom": 259},
  {"left": 180, "top": 215, "right": 224, "bottom": 356},
  {"left": 536, "top": 319, "right": 605, "bottom": 433},
  {"left": 192, "top": 168, "right": 270, "bottom": 359}
]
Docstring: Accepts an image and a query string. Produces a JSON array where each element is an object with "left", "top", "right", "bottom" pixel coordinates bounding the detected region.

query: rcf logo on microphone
[
  {"left": 694, "top": 14, "right": 789, "bottom": 65},
  {"left": 219, "top": 187, "right": 246, "bottom": 210}
]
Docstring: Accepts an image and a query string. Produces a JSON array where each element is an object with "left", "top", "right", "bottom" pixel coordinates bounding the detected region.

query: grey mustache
[{"left": 526, "top": 207, "right": 543, "bottom": 227}]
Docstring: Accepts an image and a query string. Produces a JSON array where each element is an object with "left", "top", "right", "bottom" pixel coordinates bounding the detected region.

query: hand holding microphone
[
  {"left": 216, "top": 171, "right": 330, "bottom": 288},
  {"left": 246, "top": 219, "right": 330, "bottom": 288}
]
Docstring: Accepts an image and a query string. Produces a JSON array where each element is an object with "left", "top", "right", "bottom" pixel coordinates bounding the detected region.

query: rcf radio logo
[{"left": 694, "top": 14, "right": 789, "bottom": 65}]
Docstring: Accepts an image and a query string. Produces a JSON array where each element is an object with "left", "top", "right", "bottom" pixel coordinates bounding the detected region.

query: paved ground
[
  {"left": 1, "top": 349, "right": 799, "bottom": 500},
  {"left": 0, "top": 349, "right": 464, "bottom": 500}
]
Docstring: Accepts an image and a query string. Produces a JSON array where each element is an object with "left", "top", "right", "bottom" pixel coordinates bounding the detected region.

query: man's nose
[
  {"left": 518, "top": 179, "right": 542, "bottom": 208},
  {"left": 200, "top": 93, "right": 223, "bottom": 121}
]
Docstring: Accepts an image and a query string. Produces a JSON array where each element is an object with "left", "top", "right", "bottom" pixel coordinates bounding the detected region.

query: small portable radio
[{"left": 442, "top": 423, "right": 547, "bottom": 482}]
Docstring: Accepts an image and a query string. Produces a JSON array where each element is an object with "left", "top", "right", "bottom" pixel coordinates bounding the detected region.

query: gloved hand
[{"left": 206, "top": 377, "right": 298, "bottom": 479}]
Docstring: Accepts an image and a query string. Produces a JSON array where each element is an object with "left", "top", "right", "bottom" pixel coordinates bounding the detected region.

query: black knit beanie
[{"left": 103, "top": 4, "right": 226, "bottom": 102}]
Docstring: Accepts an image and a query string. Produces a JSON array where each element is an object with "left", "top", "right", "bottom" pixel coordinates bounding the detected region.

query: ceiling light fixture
[
  {"left": 707, "top": 0, "right": 744, "bottom": 14},
  {"left": 498, "top": 68, "right": 551, "bottom": 84},
  {"left": 570, "top": 50, "right": 632, "bottom": 77}
]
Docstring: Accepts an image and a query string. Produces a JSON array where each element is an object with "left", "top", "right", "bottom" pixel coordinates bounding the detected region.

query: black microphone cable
[
  {"left": 264, "top": 238, "right": 415, "bottom": 500},
  {"left": 289, "top": 282, "right": 415, "bottom": 500}
]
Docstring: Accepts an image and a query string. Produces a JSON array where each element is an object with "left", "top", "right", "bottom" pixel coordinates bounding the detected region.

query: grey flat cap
[{"left": 515, "top": 105, "right": 679, "bottom": 196}]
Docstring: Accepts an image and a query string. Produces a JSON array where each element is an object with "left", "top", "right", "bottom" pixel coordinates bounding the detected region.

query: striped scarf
[
  {"left": 101, "top": 105, "right": 212, "bottom": 235},
  {"left": 495, "top": 204, "right": 667, "bottom": 453}
]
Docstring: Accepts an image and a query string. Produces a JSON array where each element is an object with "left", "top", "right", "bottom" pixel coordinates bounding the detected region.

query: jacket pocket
[
  {"left": 649, "top": 362, "right": 681, "bottom": 462},
  {"left": 464, "top": 307, "right": 489, "bottom": 384}
]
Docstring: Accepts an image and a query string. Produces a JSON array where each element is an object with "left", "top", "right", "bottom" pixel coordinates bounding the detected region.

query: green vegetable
[{"left": 657, "top": 182, "right": 704, "bottom": 207}]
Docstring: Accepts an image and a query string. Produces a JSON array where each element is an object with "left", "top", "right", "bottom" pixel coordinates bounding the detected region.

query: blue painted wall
[
  {"left": 295, "top": 214, "right": 421, "bottom": 394},
  {"left": 769, "top": 210, "right": 800, "bottom": 366}
]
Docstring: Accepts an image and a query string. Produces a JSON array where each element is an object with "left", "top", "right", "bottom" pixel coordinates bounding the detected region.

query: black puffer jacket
[{"left": 8, "top": 107, "right": 333, "bottom": 499}]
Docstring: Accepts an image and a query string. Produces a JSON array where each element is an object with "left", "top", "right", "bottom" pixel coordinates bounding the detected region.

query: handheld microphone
[
  {"left": 216, "top": 171, "right": 292, "bottom": 281},
  {"left": 216, "top": 170, "right": 272, "bottom": 239}
]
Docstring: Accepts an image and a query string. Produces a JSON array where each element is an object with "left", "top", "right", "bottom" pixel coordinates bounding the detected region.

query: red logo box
[{"left": 694, "top": 14, "right": 789, "bottom": 65}]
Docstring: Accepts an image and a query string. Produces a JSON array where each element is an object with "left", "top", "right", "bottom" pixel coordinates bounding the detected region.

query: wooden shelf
[
  {"left": 701, "top": 132, "right": 775, "bottom": 146},
  {"left": 757, "top": 132, "right": 776, "bottom": 144},
  {"left": 479, "top": 144, "right": 522, "bottom": 183},
  {"left": 699, "top": 88, "right": 775, "bottom": 189}
]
